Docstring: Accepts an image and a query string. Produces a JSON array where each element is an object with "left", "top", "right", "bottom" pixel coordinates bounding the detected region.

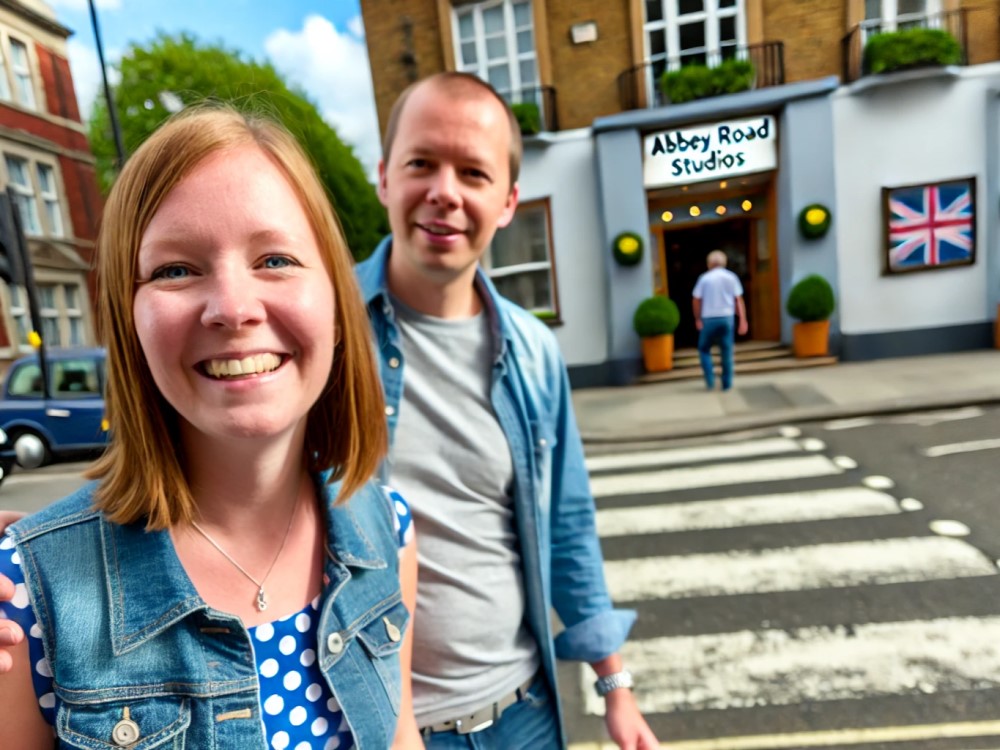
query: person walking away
[{"left": 692, "top": 249, "right": 748, "bottom": 391}]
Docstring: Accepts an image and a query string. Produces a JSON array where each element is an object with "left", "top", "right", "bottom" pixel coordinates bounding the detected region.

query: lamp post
[{"left": 87, "top": 0, "right": 125, "bottom": 167}]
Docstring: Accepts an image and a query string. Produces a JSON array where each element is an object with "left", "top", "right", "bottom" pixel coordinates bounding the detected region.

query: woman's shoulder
[{"left": 6, "top": 482, "right": 102, "bottom": 544}]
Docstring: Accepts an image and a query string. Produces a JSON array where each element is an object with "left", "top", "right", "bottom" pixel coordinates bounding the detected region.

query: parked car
[
  {"left": 0, "top": 347, "right": 108, "bottom": 466},
  {"left": 0, "top": 427, "right": 16, "bottom": 487}
]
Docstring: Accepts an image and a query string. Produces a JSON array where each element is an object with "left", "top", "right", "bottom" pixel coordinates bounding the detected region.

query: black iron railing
[
  {"left": 616, "top": 41, "right": 785, "bottom": 111},
  {"left": 497, "top": 84, "right": 559, "bottom": 134},
  {"left": 841, "top": 8, "right": 969, "bottom": 83}
]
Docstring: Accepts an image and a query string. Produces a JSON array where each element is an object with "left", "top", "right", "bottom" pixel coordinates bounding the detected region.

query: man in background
[{"left": 692, "top": 249, "right": 748, "bottom": 391}]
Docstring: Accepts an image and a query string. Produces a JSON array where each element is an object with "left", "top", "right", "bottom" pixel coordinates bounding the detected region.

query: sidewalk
[{"left": 572, "top": 349, "right": 1000, "bottom": 444}]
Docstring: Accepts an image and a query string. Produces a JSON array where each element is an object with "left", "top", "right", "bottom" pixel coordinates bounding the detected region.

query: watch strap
[{"left": 594, "top": 669, "right": 634, "bottom": 697}]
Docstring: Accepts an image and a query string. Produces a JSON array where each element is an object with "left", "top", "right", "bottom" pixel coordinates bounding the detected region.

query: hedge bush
[
  {"left": 633, "top": 296, "right": 681, "bottom": 337},
  {"left": 862, "top": 27, "right": 962, "bottom": 75},
  {"left": 786, "top": 275, "right": 836, "bottom": 322},
  {"left": 660, "top": 58, "right": 755, "bottom": 105}
]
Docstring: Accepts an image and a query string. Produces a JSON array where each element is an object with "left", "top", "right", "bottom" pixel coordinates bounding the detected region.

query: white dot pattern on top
[{"left": 0, "top": 487, "right": 412, "bottom": 748}]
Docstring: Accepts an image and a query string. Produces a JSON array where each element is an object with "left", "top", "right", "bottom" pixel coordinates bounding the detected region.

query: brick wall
[
  {"left": 58, "top": 155, "right": 100, "bottom": 244},
  {"left": 962, "top": 0, "right": 1000, "bottom": 66},
  {"left": 762, "top": 0, "right": 847, "bottom": 82},
  {"left": 35, "top": 44, "right": 81, "bottom": 124},
  {"left": 363, "top": 0, "right": 448, "bottom": 138}
]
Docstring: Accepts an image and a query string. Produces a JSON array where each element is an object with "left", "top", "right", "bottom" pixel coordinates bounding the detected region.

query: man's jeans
[
  {"left": 697, "top": 315, "right": 735, "bottom": 390},
  {"left": 422, "top": 673, "right": 560, "bottom": 749}
]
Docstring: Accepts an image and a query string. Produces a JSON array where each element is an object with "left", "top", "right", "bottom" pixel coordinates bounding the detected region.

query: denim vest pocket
[
  {"left": 353, "top": 599, "right": 409, "bottom": 715},
  {"left": 57, "top": 696, "right": 191, "bottom": 750}
]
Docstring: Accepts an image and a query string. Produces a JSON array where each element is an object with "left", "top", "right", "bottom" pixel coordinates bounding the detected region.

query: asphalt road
[
  {"left": 563, "top": 404, "right": 1000, "bottom": 750},
  {"left": 0, "top": 458, "right": 91, "bottom": 515}
]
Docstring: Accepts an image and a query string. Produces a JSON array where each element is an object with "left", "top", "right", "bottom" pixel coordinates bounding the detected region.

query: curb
[{"left": 580, "top": 391, "right": 1000, "bottom": 445}]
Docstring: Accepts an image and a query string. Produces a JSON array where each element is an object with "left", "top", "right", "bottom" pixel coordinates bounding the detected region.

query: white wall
[
  {"left": 519, "top": 129, "right": 608, "bottom": 366},
  {"left": 832, "top": 65, "right": 1000, "bottom": 335}
]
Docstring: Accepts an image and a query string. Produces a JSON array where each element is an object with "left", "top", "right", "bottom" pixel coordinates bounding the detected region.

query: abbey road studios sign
[{"left": 643, "top": 115, "right": 777, "bottom": 188}]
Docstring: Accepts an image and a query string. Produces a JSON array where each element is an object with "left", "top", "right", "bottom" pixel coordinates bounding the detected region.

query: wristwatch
[{"left": 594, "top": 669, "right": 634, "bottom": 697}]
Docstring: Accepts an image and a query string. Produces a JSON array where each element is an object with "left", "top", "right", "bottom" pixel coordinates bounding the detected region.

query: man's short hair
[
  {"left": 707, "top": 250, "right": 728, "bottom": 268},
  {"left": 382, "top": 72, "right": 523, "bottom": 189}
]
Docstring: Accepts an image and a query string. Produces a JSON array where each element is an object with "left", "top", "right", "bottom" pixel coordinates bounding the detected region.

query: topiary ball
[
  {"left": 633, "top": 295, "right": 680, "bottom": 337},
  {"left": 786, "top": 274, "right": 835, "bottom": 322},
  {"left": 798, "top": 204, "right": 831, "bottom": 239},
  {"left": 613, "top": 231, "right": 644, "bottom": 266}
]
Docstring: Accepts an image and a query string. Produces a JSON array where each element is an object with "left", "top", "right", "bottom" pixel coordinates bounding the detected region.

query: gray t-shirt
[
  {"left": 692, "top": 266, "right": 743, "bottom": 318},
  {"left": 387, "top": 297, "right": 540, "bottom": 726}
]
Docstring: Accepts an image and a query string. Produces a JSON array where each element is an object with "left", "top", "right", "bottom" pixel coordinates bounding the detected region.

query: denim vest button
[
  {"left": 388, "top": 357, "right": 400, "bottom": 369},
  {"left": 385, "top": 405, "right": 396, "bottom": 417},
  {"left": 383, "top": 616, "right": 401, "bottom": 642},
  {"left": 327, "top": 632, "right": 345, "bottom": 654},
  {"left": 112, "top": 708, "right": 140, "bottom": 746}
]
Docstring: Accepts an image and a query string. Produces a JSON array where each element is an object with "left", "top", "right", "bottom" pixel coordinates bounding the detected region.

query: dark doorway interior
[{"left": 666, "top": 219, "right": 751, "bottom": 349}]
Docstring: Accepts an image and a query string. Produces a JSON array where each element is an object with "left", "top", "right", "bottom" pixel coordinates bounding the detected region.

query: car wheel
[
  {"left": 0, "top": 457, "right": 13, "bottom": 487},
  {"left": 9, "top": 429, "right": 51, "bottom": 468}
]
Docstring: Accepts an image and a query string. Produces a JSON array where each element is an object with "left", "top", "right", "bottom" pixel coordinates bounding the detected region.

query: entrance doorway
[{"left": 664, "top": 220, "right": 750, "bottom": 349}]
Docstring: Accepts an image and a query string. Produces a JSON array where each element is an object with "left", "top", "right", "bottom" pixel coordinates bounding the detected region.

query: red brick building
[{"left": 0, "top": 0, "right": 100, "bottom": 363}]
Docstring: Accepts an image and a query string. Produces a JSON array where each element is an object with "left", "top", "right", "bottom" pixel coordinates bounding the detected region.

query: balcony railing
[
  {"left": 841, "top": 8, "right": 969, "bottom": 83},
  {"left": 617, "top": 41, "right": 785, "bottom": 111},
  {"left": 497, "top": 84, "right": 559, "bottom": 134}
]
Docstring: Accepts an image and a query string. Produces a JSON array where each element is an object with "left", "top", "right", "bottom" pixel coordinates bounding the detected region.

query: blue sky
[{"left": 46, "top": 0, "right": 381, "bottom": 175}]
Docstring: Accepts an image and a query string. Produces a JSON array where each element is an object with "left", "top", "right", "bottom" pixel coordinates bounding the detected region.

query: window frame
[
  {"left": 35, "top": 163, "right": 64, "bottom": 238},
  {"left": 482, "top": 197, "right": 561, "bottom": 322},
  {"left": 452, "top": 0, "right": 539, "bottom": 104},
  {"left": 5, "top": 279, "right": 90, "bottom": 353},
  {"left": 2, "top": 150, "right": 67, "bottom": 238},
  {"left": 4, "top": 153, "right": 41, "bottom": 236},
  {"left": 862, "top": 0, "right": 942, "bottom": 40},
  {"left": 7, "top": 36, "right": 36, "bottom": 110}
]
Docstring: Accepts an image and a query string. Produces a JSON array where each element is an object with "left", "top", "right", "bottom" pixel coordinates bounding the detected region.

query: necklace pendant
[{"left": 256, "top": 588, "right": 268, "bottom": 612}]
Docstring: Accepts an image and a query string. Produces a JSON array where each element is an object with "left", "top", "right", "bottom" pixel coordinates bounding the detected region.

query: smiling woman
[{"left": 0, "top": 105, "right": 422, "bottom": 750}]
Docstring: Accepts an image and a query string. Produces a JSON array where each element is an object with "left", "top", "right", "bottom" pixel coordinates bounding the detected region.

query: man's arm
[
  {"left": 736, "top": 295, "right": 748, "bottom": 336},
  {"left": 591, "top": 653, "right": 660, "bottom": 749},
  {"left": 692, "top": 297, "right": 703, "bottom": 330}
]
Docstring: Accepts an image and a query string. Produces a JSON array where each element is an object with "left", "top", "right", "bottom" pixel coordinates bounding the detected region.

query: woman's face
[{"left": 133, "top": 145, "right": 336, "bottom": 448}]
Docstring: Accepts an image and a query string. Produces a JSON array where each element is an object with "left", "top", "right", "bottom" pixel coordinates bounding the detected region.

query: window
[
  {"left": 454, "top": 0, "right": 539, "bottom": 105},
  {"left": 483, "top": 200, "right": 558, "bottom": 317},
  {"left": 7, "top": 358, "right": 100, "bottom": 399},
  {"left": 0, "top": 44, "right": 11, "bottom": 102},
  {"left": 8, "top": 283, "right": 87, "bottom": 349},
  {"left": 644, "top": 0, "right": 746, "bottom": 97},
  {"left": 36, "top": 164, "right": 64, "bottom": 238},
  {"left": 8, "top": 38, "right": 35, "bottom": 110},
  {"left": 5, "top": 155, "right": 40, "bottom": 235},
  {"left": 863, "top": 0, "right": 941, "bottom": 39}
]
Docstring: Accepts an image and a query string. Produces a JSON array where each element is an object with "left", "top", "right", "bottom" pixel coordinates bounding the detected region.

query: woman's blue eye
[
  {"left": 262, "top": 256, "right": 294, "bottom": 269},
  {"left": 152, "top": 265, "right": 189, "bottom": 280}
]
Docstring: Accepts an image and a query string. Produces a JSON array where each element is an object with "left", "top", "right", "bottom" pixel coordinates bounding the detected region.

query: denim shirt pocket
[
  {"left": 352, "top": 599, "right": 410, "bottom": 715},
  {"left": 57, "top": 696, "right": 191, "bottom": 750}
]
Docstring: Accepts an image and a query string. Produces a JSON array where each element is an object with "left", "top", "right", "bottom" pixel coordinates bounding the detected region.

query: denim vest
[
  {"left": 356, "top": 237, "right": 637, "bottom": 748},
  {"left": 6, "top": 475, "right": 407, "bottom": 750}
]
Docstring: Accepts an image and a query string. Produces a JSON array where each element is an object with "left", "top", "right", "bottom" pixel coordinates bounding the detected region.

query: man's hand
[
  {"left": 737, "top": 318, "right": 748, "bottom": 336},
  {"left": 0, "top": 573, "right": 24, "bottom": 674},
  {"left": 604, "top": 688, "right": 660, "bottom": 750}
]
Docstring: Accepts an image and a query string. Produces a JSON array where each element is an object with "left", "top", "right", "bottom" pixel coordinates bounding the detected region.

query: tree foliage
[{"left": 88, "top": 33, "right": 388, "bottom": 260}]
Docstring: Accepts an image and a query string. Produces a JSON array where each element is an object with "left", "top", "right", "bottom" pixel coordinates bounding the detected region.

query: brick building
[
  {"left": 361, "top": 0, "right": 1000, "bottom": 385},
  {"left": 0, "top": 0, "right": 100, "bottom": 363}
]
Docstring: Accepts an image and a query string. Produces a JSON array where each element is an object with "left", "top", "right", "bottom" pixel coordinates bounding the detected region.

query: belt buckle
[{"left": 455, "top": 709, "right": 495, "bottom": 735}]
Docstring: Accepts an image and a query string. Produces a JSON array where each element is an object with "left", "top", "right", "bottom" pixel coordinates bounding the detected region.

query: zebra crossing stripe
[
  {"left": 585, "top": 437, "right": 803, "bottom": 473},
  {"left": 590, "top": 455, "right": 844, "bottom": 498},
  {"left": 603, "top": 536, "right": 996, "bottom": 601},
  {"left": 583, "top": 616, "right": 1000, "bottom": 717},
  {"left": 568, "top": 720, "right": 1000, "bottom": 750},
  {"left": 595, "top": 487, "right": 900, "bottom": 537}
]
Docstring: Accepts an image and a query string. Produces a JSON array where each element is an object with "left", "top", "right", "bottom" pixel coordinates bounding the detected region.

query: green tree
[{"left": 88, "top": 33, "right": 388, "bottom": 260}]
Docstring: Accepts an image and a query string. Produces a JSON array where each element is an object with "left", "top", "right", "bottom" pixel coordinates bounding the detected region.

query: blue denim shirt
[
  {"left": 5, "top": 475, "right": 407, "bottom": 750},
  {"left": 356, "top": 236, "right": 636, "bottom": 745}
]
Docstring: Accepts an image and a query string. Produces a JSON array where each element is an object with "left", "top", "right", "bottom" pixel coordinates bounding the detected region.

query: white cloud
[
  {"left": 66, "top": 38, "right": 120, "bottom": 122},
  {"left": 265, "top": 14, "right": 380, "bottom": 181},
  {"left": 347, "top": 16, "right": 364, "bottom": 39},
  {"left": 47, "top": 0, "right": 121, "bottom": 10}
]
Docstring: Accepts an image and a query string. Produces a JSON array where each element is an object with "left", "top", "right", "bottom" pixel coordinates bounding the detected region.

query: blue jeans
[
  {"left": 422, "top": 674, "right": 560, "bottom": 749},
  {"left": 697, "top": 315, "right": 735, "bottom": 390}
]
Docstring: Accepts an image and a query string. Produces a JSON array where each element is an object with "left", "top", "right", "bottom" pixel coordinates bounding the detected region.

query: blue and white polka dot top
[{"left": 0, "top": 486, "right": 413, "bottom": 750}]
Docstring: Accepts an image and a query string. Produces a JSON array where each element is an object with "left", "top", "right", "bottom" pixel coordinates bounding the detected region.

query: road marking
[
  {"left": 823, "top": 417, "right": 877, "bottom": 431},
  {"left": 890, "top": 406, "right": 985, "bottom": 426},
  {"left": 923, "top": 438, "right": 1000, "bottom": 458},
  {"left": 929, "top": 519, "right": 972, "bottom": 537},
  {"left": 583, "top": 616, "right": 1000, "bottom": 717},
  {"left": 862, "top": 474, "right": 895, "bottom": 490},
  {"left": 595, "top": 487, "right": 900, "bottom": 537},
  {"left": 590, "top": 455, "right": 842, "bottom": 498},
  {"left": 568, "top": 720, "right": 1000, "bottom": 750},
  {"left": 585, "top": 437, "right": 802, "bottom": 473},
  {"left": 603, "top": 536, "right": 995, "bottom": 601}
]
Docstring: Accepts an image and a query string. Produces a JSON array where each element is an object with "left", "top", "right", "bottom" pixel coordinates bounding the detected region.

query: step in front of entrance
[{"left": 637, "top": 354, "right": 838, "bottom": 384}]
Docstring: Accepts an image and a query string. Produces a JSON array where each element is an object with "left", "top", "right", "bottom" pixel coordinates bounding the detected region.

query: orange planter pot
[
  {"left": 792, "top": 320, "right": 830, "bottom": 358},
  {"left": 641, "top": 334, "right": 674, "bottom": 372}
]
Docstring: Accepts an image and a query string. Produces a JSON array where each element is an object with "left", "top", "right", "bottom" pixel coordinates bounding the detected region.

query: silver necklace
[{"left": 191, "top": 493, "right": 299, "bottom": 612}]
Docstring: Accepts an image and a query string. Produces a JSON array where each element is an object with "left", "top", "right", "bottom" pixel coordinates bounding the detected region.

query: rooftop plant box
[
  {"left": 659, "top": 58, "right": 755, "bottom": 105},
  {"left": 862, "top": 27, "right": 963, "bottom": 75}
]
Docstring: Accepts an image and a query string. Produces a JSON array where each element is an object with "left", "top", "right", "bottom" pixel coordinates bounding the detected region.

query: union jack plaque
[{"left": 883, "top": 177, "right": 976, "bottom": 274}]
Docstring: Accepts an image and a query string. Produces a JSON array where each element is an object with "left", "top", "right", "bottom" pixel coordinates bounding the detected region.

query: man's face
[{"left": 378, "top": 83, "right": 518, "bottom": 290}]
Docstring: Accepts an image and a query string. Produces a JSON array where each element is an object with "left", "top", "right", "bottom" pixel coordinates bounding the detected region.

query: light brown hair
[
  {"left": 86, "top": 105, "right": 387, "bottom": 528},
  {"left": 382, "top": 72, "right": 523, "bottom": 189}
]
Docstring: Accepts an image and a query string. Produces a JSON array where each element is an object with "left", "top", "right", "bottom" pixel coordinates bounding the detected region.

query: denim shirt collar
[
  {"left": 358, "top": 234, "right": 509, "bottom": 364},
  {"left": 102, "top": 475, "right": 386, "bottom": 654}
]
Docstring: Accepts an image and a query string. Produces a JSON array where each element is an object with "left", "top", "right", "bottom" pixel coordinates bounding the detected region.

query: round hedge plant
[
  {"left": 786, "top": 274, "right": 835, "bottom": 322},
  {"left": 633, "top": 295, "right": 680, "bottom": 337},
  {"left": 798, "top": 204, "right": 831, "bottom": 239},
  {"left": 613, "top": 231, "right": 644, "bottom": 266}
]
